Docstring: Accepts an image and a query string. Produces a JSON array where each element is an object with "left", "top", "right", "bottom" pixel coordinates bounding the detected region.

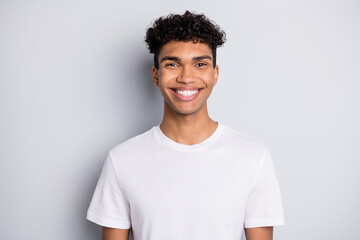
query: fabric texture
[{"left": 87, "top": 122, "right": 285, "bottom": 239}]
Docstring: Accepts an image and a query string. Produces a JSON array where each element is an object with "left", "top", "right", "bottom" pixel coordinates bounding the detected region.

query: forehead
[{"left": 159, "top": 40, "right": 213, "bottom": 59}]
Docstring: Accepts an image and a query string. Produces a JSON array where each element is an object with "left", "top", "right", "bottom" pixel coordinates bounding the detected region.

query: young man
[{"left": 87, "top": 11, "right": 284, "bottom": 240}]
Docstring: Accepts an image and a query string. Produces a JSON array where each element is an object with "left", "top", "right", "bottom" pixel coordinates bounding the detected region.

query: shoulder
[
  {"left": 219, "top": 123, "right": 268, "bottom": 153},
  {"left": 108, "top": 126, "right": 157, "bottom": 159}
]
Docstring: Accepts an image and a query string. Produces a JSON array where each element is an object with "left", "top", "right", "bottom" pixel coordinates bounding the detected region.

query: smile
[
  {"left": 170, "top": 88, "right": 202, "bottom": 101},
  {"left": 176, "top": 89, "right": 199, "bottom": 96}
]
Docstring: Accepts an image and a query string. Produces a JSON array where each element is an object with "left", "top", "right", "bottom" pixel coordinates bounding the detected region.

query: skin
[
  {"left": 245, "top": 226, "right": 274, "bottom": 240},
  {"left": 152, "top": 40, "right": 219, "bottom": 145},
  {"left": 102, "top": 227, "right": 129, "bottom": 240},
  {"left": 102, "top": 40, "right": 274, "bottom": 240}
]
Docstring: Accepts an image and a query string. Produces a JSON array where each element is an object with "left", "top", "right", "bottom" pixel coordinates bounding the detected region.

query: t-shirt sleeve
[
  {"left": 86, "top": 152, "right": 131, "bottom": 229},
  {"left": 243, "top": 148, "right": 285, "bottom": 228}
]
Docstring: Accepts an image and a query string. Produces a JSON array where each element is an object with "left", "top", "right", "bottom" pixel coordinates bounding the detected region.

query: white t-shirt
[{"left": 87, "top": 122, "right": 285, "bottom": 239}]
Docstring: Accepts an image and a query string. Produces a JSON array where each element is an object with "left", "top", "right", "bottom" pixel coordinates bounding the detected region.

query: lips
[
  {"left": 171, "top": 87, "right": 202, "bottom": 90},
  {"left": 171, "top": 87, "right": 202, "bottom": 91},
  {"left": 170, "top": 88, "right": 202, "bottom": 101}
]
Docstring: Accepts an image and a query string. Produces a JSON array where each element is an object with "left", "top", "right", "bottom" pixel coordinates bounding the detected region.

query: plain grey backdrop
[{"left": 1, "top": 0, "right": 359, "bottom": 239}]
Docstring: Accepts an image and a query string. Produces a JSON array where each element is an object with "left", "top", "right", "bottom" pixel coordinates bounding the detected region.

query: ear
[
  {"left": 152, "top": 66, "right": 159, "bottom": 87},
  {"left": 213, "top": 65, "right": 219, "bottom": 86}
]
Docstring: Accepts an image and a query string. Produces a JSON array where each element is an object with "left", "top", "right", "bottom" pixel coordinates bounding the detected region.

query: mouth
[{"left": 170, "top": 88, "right": 203, "bottom": 97}]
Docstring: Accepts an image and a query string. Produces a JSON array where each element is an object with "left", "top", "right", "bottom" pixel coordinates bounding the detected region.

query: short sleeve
[
  {"left": 86, "top": 153, "right": 131, "bottom": 229},
  {"left": 244, "top": 148, "right": 285, "bottom": 228}
]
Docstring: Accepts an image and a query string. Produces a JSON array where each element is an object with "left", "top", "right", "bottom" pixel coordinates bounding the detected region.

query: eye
[
  {"left": 165, "top": 63, "right": 179, "bottom": 68},
  {"left": 195, "top": 62, "right": 207, "bottom": 67}
]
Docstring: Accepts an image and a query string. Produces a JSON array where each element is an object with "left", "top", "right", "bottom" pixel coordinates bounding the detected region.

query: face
[{"left": 152, "top": 40, "right": 219, "bottom": 116}]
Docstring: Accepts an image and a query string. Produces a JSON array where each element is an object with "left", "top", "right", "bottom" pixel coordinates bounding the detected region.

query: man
[{"left": 87, "top": 11, "right": 284, "bottom": 240}]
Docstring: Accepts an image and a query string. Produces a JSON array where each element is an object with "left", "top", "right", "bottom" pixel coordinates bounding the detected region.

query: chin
[{"left": 172, "top": 106, "right": 203, "bottom": 116}]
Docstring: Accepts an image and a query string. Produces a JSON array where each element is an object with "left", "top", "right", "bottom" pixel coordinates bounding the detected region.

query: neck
[{"left": 159, "top": 102, "right": 218, "bottom": 145}]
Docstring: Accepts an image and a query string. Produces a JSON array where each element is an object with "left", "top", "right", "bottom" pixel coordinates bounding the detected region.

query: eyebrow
[
  {"left": 193, "top": 55, "right": 213, "bottom": 61},
  {"left": 160, "top": 56, "right": 180, "bottom": 63},
  {"left": 160, "top": 55, "right": 213, "bottom": 63}
]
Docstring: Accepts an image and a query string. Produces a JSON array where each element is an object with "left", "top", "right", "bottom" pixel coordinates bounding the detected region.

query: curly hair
[{"left": 145, "top": 10, "right": 226, "bottom": 69}]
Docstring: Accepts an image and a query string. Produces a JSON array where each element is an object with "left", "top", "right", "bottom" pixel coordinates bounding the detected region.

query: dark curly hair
[{"left": 145, "top": 10, "right": 226, "bottom": 69}]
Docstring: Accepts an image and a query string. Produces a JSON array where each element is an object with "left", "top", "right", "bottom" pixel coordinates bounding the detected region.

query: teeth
[{"left": 176, "top": 89, "right": 199, "bottom": 97}]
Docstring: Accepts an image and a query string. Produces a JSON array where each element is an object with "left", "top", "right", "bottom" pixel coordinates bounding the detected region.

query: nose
[{"left": 176, "top": 65, "right": 195, "bottom": 84}]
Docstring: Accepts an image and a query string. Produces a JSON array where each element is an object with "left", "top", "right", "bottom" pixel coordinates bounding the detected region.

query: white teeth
[{"left": 176, "top": 89, "right": 199, "bottom": 97}]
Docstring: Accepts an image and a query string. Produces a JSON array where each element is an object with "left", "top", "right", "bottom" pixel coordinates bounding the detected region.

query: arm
[
  {"left": 102, "top": 227, "right": 130, "bottom": 240},
  {"left": 245, "top": 226, "right": 273, "bottom": 240}
]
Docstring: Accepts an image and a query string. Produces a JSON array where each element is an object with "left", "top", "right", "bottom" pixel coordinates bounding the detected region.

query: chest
[{"left": 120, "top": 152, "right": 256, "bottom": 222}]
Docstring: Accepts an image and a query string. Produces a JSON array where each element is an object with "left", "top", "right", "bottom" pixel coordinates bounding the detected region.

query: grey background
[{"left": 1, "top": 0, "right": 359, "bottom": 239}]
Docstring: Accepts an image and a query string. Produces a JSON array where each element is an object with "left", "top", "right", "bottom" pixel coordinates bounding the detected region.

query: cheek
[
  {"left": 201, "top": 72, "right": 217, "bottom": 85},
  {"left": 158, "top": 70, "right": 176, "bottom": 82},
  {"left": 163, "top": 70, "right": 178, "bottom": 79}
]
